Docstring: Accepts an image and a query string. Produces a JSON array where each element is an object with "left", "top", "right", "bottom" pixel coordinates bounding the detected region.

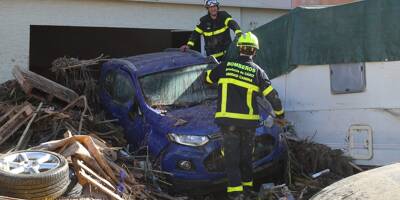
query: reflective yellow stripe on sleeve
[
  {"left": 221, "top": 82, "right": 228, "bottom": 113},
  {"left": 195, "top": 26, "right": 203, "bottom": 34},
  {"left": 211, "top": 51, "right": 225, "bottom": 58},
  {"left": 203, "top": 26, "right": 229, "bottom": 36},
  {"left": 274, "top": 109, "right": 284, "bottom": 116},
  {"left": 206, "top": 70, "right": 213, "bottom": 84},
  {"left": 224, "top": 17, "right": 233, "bottom": 26},
  {"left": 235, "top": 30, "right": 242, "bottom": 35},
  {"left": 242, "top": 181, "right": 253, "bottom": 187},
  {"left": 187, "top": 41, "right": 194, "bottom": 46},
  {"left": 262, "top": 85, "right": 274, "bottom": 96},
  {"left": 227, "top": 186, "right": 244, "bottom": 193}
]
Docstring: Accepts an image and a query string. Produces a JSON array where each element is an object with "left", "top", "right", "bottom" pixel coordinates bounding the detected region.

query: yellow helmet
[{"left": 237, "top": 32, "right": 259, "bottom": 50}]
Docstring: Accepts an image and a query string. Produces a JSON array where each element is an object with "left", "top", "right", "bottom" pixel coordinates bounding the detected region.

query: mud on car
[{"left": 99, "top": 49, "right": 287, "bottom": 193}]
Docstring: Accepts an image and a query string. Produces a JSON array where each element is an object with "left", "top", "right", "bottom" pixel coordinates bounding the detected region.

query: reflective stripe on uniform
[
  {"left": 224, "top": 17, "right": 233, "bottom": 26},
  {"left": 227, "top": 185, "right": 244, "bottom": 193},
  {"left": 242, "top": 181, "right": 253, "bottom": 187},
  {"left": 203, "top": 26, "right": 229, "bottom": 36},
  {"left": 235, "top": 30, "right": 242, "bottom": 35},
  {"left": 221, "top": 82, "right": 228, "bottom": 113},
  {"left": 195, "top": 26, "right": 203, "bottom": 34},
  {"left": 211, "top": 51, "right": 225, "bottom": 58},
  {"left": 187, "top": 41, "right": 194, "bottom": 46},
  {"left": 218, "top": 78, "right": 259, "bottom": 91},
  {"left": 247, "top": 89, "right": 254, "bottom": 115},
  {"left": 206, "top": 70, "right": 213, "bottom": 84},
  {"left": 262, "top": 85, "right": 274, "bottom": 96},
  {"left": 217, "top": 78, "right": 260, "bottom": 120},
  {"left": 215, "top": 112, "right": 260, "bottom": 120},
  {"left": 274, "top": 109, "right": 284, "bottom": 116}
]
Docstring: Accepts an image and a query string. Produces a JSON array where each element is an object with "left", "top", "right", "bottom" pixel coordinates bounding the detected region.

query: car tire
[{"left": 0, "top": 150, "right": 70, "bottom": 200}]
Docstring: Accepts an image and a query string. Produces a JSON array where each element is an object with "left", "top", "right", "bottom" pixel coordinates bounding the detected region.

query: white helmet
[{"left": 204, "top": 0, "right": 219, "bottom": 8}]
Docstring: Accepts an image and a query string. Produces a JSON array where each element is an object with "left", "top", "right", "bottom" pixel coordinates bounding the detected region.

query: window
[
  {"left": 104, "top": 70, "right": 136, "bottom": 104},
  {"left": 139, "top": 64, "right": 217, "bottom": 107},
  {"left": 330, "top": 63, "right": 366, "bottom": 94}
]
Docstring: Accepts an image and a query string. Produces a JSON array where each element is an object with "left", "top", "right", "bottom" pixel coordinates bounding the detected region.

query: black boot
[
  {"left": 227, "top": 192, "right": 245, "bottom": 200},
  {"left": 243, "top": 186, "right": 258, "bottom": 200}
]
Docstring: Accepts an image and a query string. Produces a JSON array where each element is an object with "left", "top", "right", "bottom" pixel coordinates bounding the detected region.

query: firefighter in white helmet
[{"left": 180, "top": 0, "right": 242, "bottom": 62}]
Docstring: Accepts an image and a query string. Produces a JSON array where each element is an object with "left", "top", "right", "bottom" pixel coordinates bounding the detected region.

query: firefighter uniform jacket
[
  {"left": 187, "top": 11, "right": 241, "bottom": 60},
  {"left": 206, "top": 56, "right": 284, "bottom": 128}
]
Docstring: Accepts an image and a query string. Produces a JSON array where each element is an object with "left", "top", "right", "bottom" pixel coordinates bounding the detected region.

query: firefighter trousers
[{"left": 221, "top": 125, "right": 256, "bottom": 191}]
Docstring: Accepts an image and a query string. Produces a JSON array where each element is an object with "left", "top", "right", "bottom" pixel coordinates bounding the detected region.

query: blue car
[{"left": 99, "top": 49, "right": 286, "bottom": 193}]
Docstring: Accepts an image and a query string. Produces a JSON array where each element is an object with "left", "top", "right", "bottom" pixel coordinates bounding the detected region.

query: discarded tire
[{"left": 0, "top": 150, "right": 70, "bottom": 200}]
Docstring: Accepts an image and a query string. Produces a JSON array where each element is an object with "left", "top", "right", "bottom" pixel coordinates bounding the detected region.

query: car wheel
[{"left": 0, "top": 150, "right": 70, "bottom": 200}]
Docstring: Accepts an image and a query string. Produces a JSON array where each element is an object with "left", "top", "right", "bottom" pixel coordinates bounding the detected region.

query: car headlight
[{"left": 168, "top": 133, "right": 209, "bottom": 147}]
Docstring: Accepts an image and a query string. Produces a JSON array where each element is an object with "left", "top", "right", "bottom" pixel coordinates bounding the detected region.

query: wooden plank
[
  {"left": 12, "top": 66, "right": 79, "bottom": 104},
  {"left": 15, "top": 102, "right": 43, "bottom": 151},
  {"left": 0, "top": 106, "right": 18, "bottom": 124},
  {"left": 0, "top": 104, "right": 34, "bottom": 145},
  {"left": 12, "top": 66, "right": 32, "bottom": 94},
  {"left": 0, "top": 196, "right": 25, "bottom": 200},
  {"left": 76, "top": 160, "right": 115, "bottom": 190},
  {"left": 75, "top": 159, "right": 123, "bottom": 200}
]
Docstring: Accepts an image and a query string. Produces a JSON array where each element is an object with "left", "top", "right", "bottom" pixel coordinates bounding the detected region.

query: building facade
[{"left": 0, "top": 0, "right": 290, "bottom": 82}]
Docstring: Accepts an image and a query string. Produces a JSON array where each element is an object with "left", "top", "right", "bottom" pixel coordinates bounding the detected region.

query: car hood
[{"left": 165, "top": 101, "right": 219, "bottom": 136}]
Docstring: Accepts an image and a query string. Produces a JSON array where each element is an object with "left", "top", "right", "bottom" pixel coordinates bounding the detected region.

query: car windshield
[{"left": 139, "top": 64, "right": 217, "bottom": 107}]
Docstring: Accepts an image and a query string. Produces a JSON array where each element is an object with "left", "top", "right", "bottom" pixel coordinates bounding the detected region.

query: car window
[
  {"left": 104, "top": 70, "right": 136, "bottom": 104},
  {"left": 139, "top": 64, "right": 217, "bottom": 107}
]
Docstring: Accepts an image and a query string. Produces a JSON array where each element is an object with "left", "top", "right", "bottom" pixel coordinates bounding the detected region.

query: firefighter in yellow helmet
[
  {"left": 180, "top": 0, "right": 242, "bottom": 62},
  {"left": 205, "top": 32, "right": 285, "bottom": 200}
]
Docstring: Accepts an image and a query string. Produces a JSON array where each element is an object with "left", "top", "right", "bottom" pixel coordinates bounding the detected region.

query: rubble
[
  {"left": 0, "top": 56, "right": 358, "bottom": 200},
  {"left": 281, "top": 133, "right": 356, "bottom": 200},
  {"left": 51, "top": 55, "right": 108, "bottom": 109},
  {"left": 0, "top": 102, "right": 34, "bottom": 146}
]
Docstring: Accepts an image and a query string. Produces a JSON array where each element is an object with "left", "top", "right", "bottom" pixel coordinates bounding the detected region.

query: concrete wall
[{"left": 0, "top": 0, "right": 286, "bottom": 83}]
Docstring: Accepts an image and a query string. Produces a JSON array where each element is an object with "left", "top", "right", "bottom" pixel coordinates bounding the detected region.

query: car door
[{"left": 101, "top": 67, "right": 146, "bottom": 148}]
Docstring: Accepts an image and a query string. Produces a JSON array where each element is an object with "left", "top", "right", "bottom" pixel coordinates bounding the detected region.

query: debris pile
[
  {"left": 0, "top": 56, "right": 360, "bottom": 200},
  {"left": 281, "top": 133, "right": 356, "bottom": 200},
  {"left": 51, "top": 55, "right": 108, "bottom": 109},
  {"left": 0, "top": 60, "right": 180, "bottom": 200}
]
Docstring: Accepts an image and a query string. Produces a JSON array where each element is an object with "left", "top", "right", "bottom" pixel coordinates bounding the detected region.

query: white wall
[
  {"left": 241, "top": 8, "right": 287, "bottom": 32},
  {"left": 125, "top": 0, "right": 292, "bottom": 9},
  {"left": 0, "top": 0, "right": 286, "bottom": 83},
  {"left": 272, "top": 62, "right": 400, "bottom": 165}
]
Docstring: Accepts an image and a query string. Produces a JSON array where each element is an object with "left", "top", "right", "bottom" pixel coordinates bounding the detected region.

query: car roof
[{"left": 121, "top": 49, "right": 209, "bottom": 77}]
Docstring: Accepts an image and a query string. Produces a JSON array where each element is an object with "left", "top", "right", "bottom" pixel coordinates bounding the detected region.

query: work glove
[
  {"left": 180, "top": 45, "right": 190, "bottom": 52},
  {"left": 273, "top": 111, "right": 287, "bottom": 127},
  {"left": 274, "top": 118, "right": 288, "bottom": 127},
  {"left": 234, "top": 32, "right": 242, "bottom": 41}
]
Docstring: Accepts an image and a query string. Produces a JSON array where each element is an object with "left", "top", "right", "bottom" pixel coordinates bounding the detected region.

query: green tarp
[{"left": 227, "top": 0, "right": 400, "bottom": 79}]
